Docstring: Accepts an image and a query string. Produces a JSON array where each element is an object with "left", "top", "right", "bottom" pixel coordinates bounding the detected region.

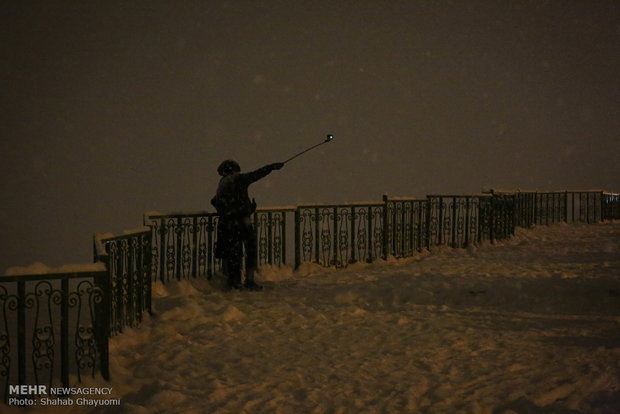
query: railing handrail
[
  {"left": 297, "top": 201, "right": 385, "bottom": 208},
  {"left": 0, "top": 268, "right": 107, "bottom": 283},
  {"left": 257, "top": 205, "right": 298, "bottom": 211},
  {"left": 144, "top": 211, "right": 216, "bottom": 220},
  {"left": 95, "top": 227, "right": 151, "bottom": 243},
  {"left": 425, "top": 194, "right": 493, "bottom": 198}
]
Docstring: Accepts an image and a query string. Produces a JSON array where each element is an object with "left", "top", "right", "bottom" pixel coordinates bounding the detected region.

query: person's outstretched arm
[{"left": 239, "top": 162, "right": 284, "bottom": 185}]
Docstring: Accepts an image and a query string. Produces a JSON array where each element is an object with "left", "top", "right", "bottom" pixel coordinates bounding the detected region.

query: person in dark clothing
[{"left": 211, "top": 159, "right": 284, "bottom": 290}]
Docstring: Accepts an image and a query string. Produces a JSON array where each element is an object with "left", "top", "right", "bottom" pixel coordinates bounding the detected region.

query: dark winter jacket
[{"left": 211, "top": 164, "right": 280, "bottom": 219}]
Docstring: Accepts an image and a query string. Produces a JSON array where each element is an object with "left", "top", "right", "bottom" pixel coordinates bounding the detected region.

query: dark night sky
[{"left": 1, "top": 1, "right": 619, "bottom": 271}]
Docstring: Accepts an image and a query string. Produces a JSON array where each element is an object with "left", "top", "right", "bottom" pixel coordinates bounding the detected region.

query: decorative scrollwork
[
  {"left": 355, "top": 208, "right": 368, "bottom": 262},
  {"left": 32, "top": 281, "right": 57, "bottom": 388},
  {"left": 336, "top": 208, "right": 350, "bottom": 267},
  {"left": 257, "top": 213, "right": 270, "bottom": 266},
  {"left": 428, "top": 198, "right": 440, "bottom": 246},
  {"left": 319, "top": 208, "right": 333, "bottom": 266},
  {"left": 272, "top": 213, "right": 283, "bottom": 266},
  {"left": 0, "top": 286, "right": 14, "bottom": 382},
  {"left": 75, "top": 280, "right": 97, "bottom": 381},
  {"left": 441, "top": 199, "right": 452, "bottom": 247},
  {"left": 147, "top": 219, "right": 160, "bottom": 282},
  {"left": 300, "top": 209, "right": 314, "bottom": 263},
  {"left": 180, "top": 218, "right": 193, "bottom": 278},
  {"left": 469, "top": 198, "right": 480, "bottom": 244},
  {"left": 164, "top": 218, "right": 177, "bottom": 279},
  {"left": 372, "top": 206, "right": 383, "bottom": 259},
  {"left": 197, "top": 217, "right": 208, "bottom": 275}
]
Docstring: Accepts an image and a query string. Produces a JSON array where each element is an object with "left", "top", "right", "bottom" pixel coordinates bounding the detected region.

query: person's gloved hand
[{"left": 270, "top": 162, "right": 284, "bottom": 170}]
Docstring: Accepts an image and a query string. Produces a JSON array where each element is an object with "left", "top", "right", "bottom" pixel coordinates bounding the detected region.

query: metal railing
[
  {"left": 144, "top": 208, "right": 296, "bottom": 282},
  {"left": 0, "top": 270, "right": 109, "bottom": 402},
  {"left": 144, "top": 190, "right": 619, "bottom": 280},
  {"left": 144, "top": 190, "right": 618, "bottom": 278},
  {"left": 0, "top": 229, "right": 152, "bottom": 403},
  {"left": 94, "top": 228, "right": 152, "bottom": 335},
  {"left": 294, "top": 202, "right": 386, "bottom": 267},
  {"left": 509, "top": 190, "right": 619, "bottom": 227},
  {"left": 603, "top": 192, "right": 620, "bottom": 221}
]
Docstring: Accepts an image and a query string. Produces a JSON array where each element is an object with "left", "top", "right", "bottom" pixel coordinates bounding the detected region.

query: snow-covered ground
[{"left": 9, "top": 222, "right": 620, "bottom": 413}]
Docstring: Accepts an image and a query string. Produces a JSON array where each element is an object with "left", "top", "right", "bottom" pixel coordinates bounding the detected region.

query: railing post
[
  {"left": 314, "top": 207, "right": 320, "bottom": 265},
  {"left": 207, "top": 216, "right": 214, "bottom": 279},
  {"left": 511, "top": 195, "right": 516, "bottom": 236},
  {"left": 94, "top": 271, "right": 110, "bottom": 381},
  {"left": 533, "top": 192, "right": 538, "bottom": 225},
  {"left": 159, "top": 218, "right": 166, "bottom": 282},
  {"left": 438, "top": 197, "right": 444, "bottom": 246},
  {"left": 61, "top": 277, "right": 69, "bottom": 387},
  {"left": 391, "top": 202, "right": 397, "bottom": 256},
  {"left": 382, "top": 195, "right": 388, "bottom": 260},
  {"left": 545, "top": 193, "right": 549, "bottom": 226},
  {"left": 192, "top": 216, "right": 198, "bottom": 278},
  {"left": 464, "top": 197, "right": 470, "bottom": 247},
  {"left": 489, "top": 196, "right": 495, "bottom": 244},
  {"left": 408, "top": 202, "right": 414, "bottom": 256},
  {"left": 294, "top": 208, "right": 300, "bottom": 270},
  {"left": 332, "top": 207, "right": 338, "bottom": 266},
  {"left": 175, "top": 218, "right": 182, "bottom": 280},
  {"left": 425, "top": 198, "right": 432, "bottom": 249},
  {"left": 416, "top": 201, "right": 423, "bottom": 252},
  {"left": 141, "top": 233, "right": 152, "bottom": 316},
  {"left": 367, "top": 206, "right": 373, "bottom": 262},
  {"left": 281, "top": 211, "right": 287, "bottom": 266},
  {"left": 451, "top": 197, "right": 457, "bottom": 248},
  {"left": 128, "top": 240, "right": 135, "bottom": 326},
  {"left": 350, "top": 206, "right": 356, "bottom": 263},
  {"left": 267, "top": 212, "right": 273, "bottom": 266},
  {"left": 17, "top": 280, "right": 25, "bottom": 390},
  {"left": 401, "top": 202, "right": 406, "bottom": 256},
  {"left": 115, "top": 245, "right": 124, "bottom": 333}
]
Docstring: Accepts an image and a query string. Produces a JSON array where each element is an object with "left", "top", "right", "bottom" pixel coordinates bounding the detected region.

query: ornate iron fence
[
  {"left": 143, "top": 190, "right": 617, "bottom": 279},
  {"left": 571, "top": 191, "right": 602, "bottom": 223},
  {"left": 255, "top": 207, "right": 296, "bottom": 268},
  {"left": 512, "top": 190, "right": 612, "bottom": 227},
  {"left": 144, "top": 208, "right": 294, "bottom": 282},
  {"left": 294, "top": 203, "right": 386, "bottom": 268},
  {"left": 602, "top": 192, "right": 620, "bottom": 221},
  {"left": 425, "top": 195, "right": 491, "bottom": 248},
  {"left": 0, "top": 270, "right": 110, "bottom": 402},
  {"left": 382, "top": 197, "right": 425, "bottom": 257},
  {"left": 143, "top": 212, "right": 218, "bottom": 282},
  {"left": 94, "top": 228, "right": 152, "bottom": 335}
]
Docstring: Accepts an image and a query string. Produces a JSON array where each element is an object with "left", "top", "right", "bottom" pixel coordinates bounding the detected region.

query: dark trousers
[{"left": 216, "top": 217, "right": 257, "bottom": 285}]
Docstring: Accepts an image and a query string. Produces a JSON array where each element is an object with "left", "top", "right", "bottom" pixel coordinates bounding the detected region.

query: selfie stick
[{"left": 283, "top": 134, "right": 334, "bottom": 165}]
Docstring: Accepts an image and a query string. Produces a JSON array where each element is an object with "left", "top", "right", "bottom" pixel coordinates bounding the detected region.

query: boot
[
  {"left": 244, "top": 279, "right": 263, "bottom": 291},
  {"left": 228, "top": 279, "right": 243, "bottom": 290}
]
